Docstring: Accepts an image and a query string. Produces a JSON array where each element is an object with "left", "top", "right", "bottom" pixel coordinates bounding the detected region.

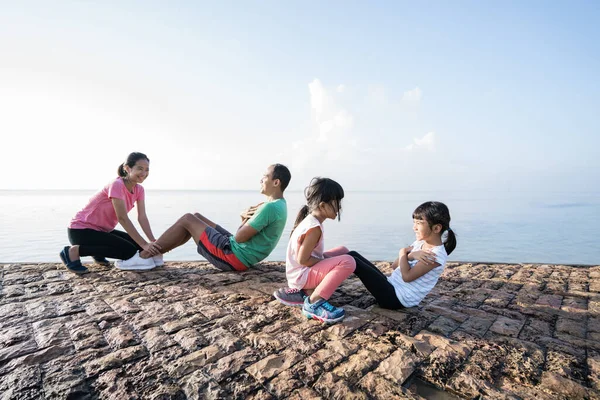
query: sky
[{"left": 1, "top": 1, "right": 599, "bottom": 192}]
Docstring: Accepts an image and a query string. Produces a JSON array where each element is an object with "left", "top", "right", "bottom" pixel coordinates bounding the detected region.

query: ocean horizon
[{"left": 1, "top": 189, "right": 599, "bottom": 265}]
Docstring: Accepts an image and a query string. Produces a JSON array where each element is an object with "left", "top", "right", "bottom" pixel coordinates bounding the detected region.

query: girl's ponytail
[
  {"left": 444, "top": 228, "right": 457, "bottom": 255},
  {"left": 413, "top": 201, "right": 456, "bottom": 255},
  {"left": 117, "top": 163, "right": 127, "bottom": 177},
  {"left": 292, "top": 205, "right": 310, "bottom": 236}
]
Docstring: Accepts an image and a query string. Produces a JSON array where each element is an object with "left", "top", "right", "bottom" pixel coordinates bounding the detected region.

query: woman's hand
[
  {"left": 409, "top": 250, "right": 437, "bottom": 265},
  {"left": 142, "top": 241, "right": 162, "bottom": 256}
]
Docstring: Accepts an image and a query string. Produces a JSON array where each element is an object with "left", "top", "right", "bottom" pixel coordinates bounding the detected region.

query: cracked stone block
[
  {"left": 104, "top": 325, "right": 140, "bottom": 349},
  {"left": 218, "top": 371, "right": 261, "bottom": 399},
  {"left": 424, "top": 304, "right": 469, "bottom": 322},
  {"left": 25, "top": 299, "right": 57, "bottom": 321},
  {"left": 536, "top": 294, "right": 563, "bottom": 309},
  {"left": 331, "top": 348, "right": 387, "bottom": 384},
  {"left": 246, "top": 349, "right": 303, "bottom": 383},
  {"left": 546, "top": 349, "right": 588, "bottom": 383},
  {"left": 141, "top": 326, "right": 176, "bottom": 353},
  {"left": 181, "top": 370, "right": 226, "bottom": 399},
  {"left": 245, "top": 332, "right": 284, "bottom": 354},
  {"left": 84, "top": 345, "right": 148, "bottom": 377},
  {"left": 540, "top": 371, "right": 589, "bottom": 400},
  {"left": 94, "top": 361, "right": 184, "bottom": 400},
  {"left": 313, "top": 371, "right": 368, "bottom": 399},
  {"left": 164, "top": 344, "right": 225, "bottom": 379},
  {"left": 556, "top": 317, "right": 586, "bottom": 338},
  {"left": 287, "top": 387, "right": 322, "bottom": 400},
  {"left": 0, "top": 364, "right": 42, "bottom": 399},
  {"left": 459, "top": 316, "right": 495, "bottom": 338},
  {"left": 518, "top": 318, "right": 552, "bottom": 342},
  {"left": 162, "top": 319, "right": 192, "bottom": 334},
  {"left": 85, "top": 299, "right": 114, "bottom": 317},
  {"left": 203, "top": 347, "right": 258, "bottom": 382},
  {"left": 447, "top": 371, "right": 509, "bottom": 399},
  {"left": 172, "top": 327, "right": 208, "bottom": 351},
  {"left": 0, "top": 303, "right": 27, "bottom": 323},
  {"left": 374, "top": 348, "right": 418, "bottom": 385},
  {"left": 107, "top": 298, "right": 142, "bottom": 315},
  {"left": 0, "top": 339, "right": 38, "bottom": 363},
  {"left": 488, "top": 335, "right": 544, "bottom": 386},
  {"left": 427, "top": 316, "right": 461, "bottom": 337},
  {"left": 265, "top": 369, "right": 304, "bottom": 398},
  {"left": 32, "top": 317, "right": 70, "bottom": 348},
  {"left": 323, "top": 306, "right": 376, "bottom": 339},
  {"left": 42, "top": 356, "right": 91, "bottom": 399},
  {"left": 0, "top": 323, "right": 32, "bottom": 350},
  {"left": 357, "top": 372, "right": 415, "bottom": 400},
  {"left": 489, "top": 317, "right": 524, "bottom": 337},
  {"left": 418, "top": 346, "right": 466, "bottom": 388}
]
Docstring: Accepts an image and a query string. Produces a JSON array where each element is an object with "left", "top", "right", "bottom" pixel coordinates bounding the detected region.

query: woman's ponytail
[
  {"left": 291, "top": 205, "right": 310, "bottom": 236},
  {"left": 117, "top": 163, "right": 127, "bottom": 177}
]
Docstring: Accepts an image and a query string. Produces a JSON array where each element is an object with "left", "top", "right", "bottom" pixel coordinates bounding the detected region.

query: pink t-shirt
[{"left": 69, "top": 178, "right": 145, "bottom": 232}]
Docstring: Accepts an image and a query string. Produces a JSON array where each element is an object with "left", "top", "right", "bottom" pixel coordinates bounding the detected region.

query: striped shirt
[{"left": 387, "top": 240, "right": 448, "bottom": 307}]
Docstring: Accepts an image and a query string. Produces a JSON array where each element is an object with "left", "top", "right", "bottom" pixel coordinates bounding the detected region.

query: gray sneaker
[{"left": 273, "top": 287, "right": 307, "bottom": 307}]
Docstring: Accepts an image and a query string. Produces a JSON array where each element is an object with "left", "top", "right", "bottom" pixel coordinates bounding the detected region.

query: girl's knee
[
  {"left": 338, "top": 246, "right": 350, "bottom": 254},
  {"left": 340, "top": 254, "right": 356, "bottom": 271}
]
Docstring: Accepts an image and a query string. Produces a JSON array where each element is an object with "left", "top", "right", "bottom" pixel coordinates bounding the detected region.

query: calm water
[{"left": 0, "top": 190, "right": 599, "bottom": 265}]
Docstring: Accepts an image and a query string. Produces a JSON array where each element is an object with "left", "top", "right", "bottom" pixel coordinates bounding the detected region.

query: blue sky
[{"left": 1, "top": 1, "right": 598, "bottom": 191}]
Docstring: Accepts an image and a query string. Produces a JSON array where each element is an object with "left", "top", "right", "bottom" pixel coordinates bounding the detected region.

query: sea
[{"left": 1, "top": 190, "right": 599, "bottom": 265}]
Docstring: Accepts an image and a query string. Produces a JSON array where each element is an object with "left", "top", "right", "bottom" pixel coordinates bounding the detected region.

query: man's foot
[
  {"left": 115, "top": 252, "right": 156, "bottom": 271},
  {"left": 153, "top": 254, "right": 164, "bottom": 267},
  {"left": 59, "top": 246, "right": 88, "bottom": 274},
  {"left": 92, "top": 257, "right": 111, "bottom": 266},
  {"left": 302, "top": 297, "right": 345, "bottom": 324},
  {"left": 273, "top": 287, "right": 307, "bottom": 307}
]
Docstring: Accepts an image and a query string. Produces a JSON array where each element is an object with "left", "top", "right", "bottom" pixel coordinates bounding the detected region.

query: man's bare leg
[
  {"left": 140, "top": 213, "right": 210, "bottom": 258},
  {"left": 193, "top": 213, "right": 217, "bottom": 229}
]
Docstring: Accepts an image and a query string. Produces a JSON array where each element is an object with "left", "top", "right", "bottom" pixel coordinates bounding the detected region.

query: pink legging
[{"left": 303, "top": 246, "right": 356, "bottom": 300}]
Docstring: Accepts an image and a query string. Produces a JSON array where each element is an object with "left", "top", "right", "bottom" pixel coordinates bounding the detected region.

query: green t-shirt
[{"left": 229, "top": 198, "right": 287, "bottom": 267}]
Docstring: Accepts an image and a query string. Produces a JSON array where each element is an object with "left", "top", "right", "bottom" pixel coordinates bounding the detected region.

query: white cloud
[
  {"left": 336, "top": 84, "right": 346, "bottom": 93},
  {"left": 402, "top": 87, "right": 422, "bottom": 103},
  {"left": 308, "top": 79, "right": 354, "bottom": 142},
  {"left": 405, "top": 132, "right": 436, "bottom": 151}
]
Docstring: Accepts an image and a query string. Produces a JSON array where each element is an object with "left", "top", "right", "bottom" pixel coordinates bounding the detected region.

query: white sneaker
[
  {"left": 153, "top": 254, "right": 164, "bottom": 267},
  {"left": 115, "top": 251, "right": 156, "bottom": 270}
]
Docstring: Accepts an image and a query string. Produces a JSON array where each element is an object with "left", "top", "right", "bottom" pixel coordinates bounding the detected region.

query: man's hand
[{"left": 240, "top": 202, "right": 264, "bottom": 221}]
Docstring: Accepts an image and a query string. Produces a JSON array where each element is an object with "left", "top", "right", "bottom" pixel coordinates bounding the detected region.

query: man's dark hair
[{"left": 272, "top": 164, "right": 291, "bottom": 191}]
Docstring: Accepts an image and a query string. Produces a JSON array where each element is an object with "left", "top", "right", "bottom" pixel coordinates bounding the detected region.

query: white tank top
[
  {"left": 387, "top": 240, "right": 448, "bottom": 307},
  {"left": 285, "top": 214, "right": 324, "bottom": 289}
]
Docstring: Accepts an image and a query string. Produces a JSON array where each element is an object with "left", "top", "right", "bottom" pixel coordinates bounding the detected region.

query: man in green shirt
[{"left": 133, "top": 164, "right": 290, "bottom": 271}]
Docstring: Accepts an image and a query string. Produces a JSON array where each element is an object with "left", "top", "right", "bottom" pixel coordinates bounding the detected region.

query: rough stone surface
[{"left": 1, "top": 260, "right": 599, "bottom": 399}]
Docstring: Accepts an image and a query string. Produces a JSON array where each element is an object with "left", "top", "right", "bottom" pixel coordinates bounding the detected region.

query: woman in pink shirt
[{"left": 59, "top": 152, "right": 162, "bottom": 273}]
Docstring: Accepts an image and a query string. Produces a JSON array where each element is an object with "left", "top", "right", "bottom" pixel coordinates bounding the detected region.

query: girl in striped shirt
[{"left": 349, "top": 201, "right": 457, "bottom": 309}]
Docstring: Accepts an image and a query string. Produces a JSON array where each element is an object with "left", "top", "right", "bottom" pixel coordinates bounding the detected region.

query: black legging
[
  {"left": 68, "top": 228, "right": 142, "bottom": 260},
  {"left": 347, "top": 250, "right": 404, "bottom": 310}
]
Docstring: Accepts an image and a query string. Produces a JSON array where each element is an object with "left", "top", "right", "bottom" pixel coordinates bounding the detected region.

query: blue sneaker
[
  {"left": 273, "top": 287, "right": 307, "bottom": 307},
  {"left": 59, "top": 246, "right": 89, "bottom": 274},
  {"left": 92, "top": 257, "right": 111, "bottom": 266},
  {"left": 302, "top": 297, "right": 345, "bottom": 324}
]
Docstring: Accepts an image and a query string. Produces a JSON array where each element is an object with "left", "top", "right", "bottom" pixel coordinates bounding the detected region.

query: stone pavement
[{"left": 1, "top": 260, "right": 600, "bottom": 399}]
